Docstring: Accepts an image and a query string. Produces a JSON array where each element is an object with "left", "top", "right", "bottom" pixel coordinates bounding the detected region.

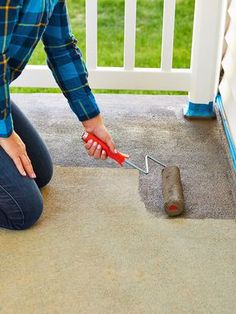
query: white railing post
[
  {"left": 124, "top": 0, "right": 137, "bottom": 70},
  {"left": 184, "top": 0, "right": 226, "bottom": 118},
  {"left": 86, "top": 0, "right": 97, "bottom": 70},
  {"left": 161, "top": 0, "right": 176, "bottom": 71}
]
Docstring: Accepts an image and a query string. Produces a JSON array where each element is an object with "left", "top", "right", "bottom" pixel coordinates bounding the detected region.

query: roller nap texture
[{"left": 161, "top": 166, "right": 185, "bottom": 216}]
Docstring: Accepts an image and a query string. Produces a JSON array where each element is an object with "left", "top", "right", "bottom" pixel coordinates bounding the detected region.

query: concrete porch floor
[
  {"left": 0, "top": 93, "right": 236, "bottom": 313},
  {"left": 11, "top": 93, "right": 236, "bottom": 219}
]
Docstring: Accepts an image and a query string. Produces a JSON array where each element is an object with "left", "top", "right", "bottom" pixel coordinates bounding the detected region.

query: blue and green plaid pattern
[{"left": 0, "top": 0, "right": 100, "bottom": 137}]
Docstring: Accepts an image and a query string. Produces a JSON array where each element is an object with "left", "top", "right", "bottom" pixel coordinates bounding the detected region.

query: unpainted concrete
[{"left": 0, "top": 166, "right": 236, "bottom": 314}]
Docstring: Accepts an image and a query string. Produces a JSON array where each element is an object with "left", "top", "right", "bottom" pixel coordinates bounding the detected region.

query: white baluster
[
  {"left": 161, "top": 0, "right": 176, "bottom": 71},
  {"left": 86, "top": 0, "right": 98, "bottom": 70},
  {"left": 124, "top": 0, "right": 137, "bottom": 70}
]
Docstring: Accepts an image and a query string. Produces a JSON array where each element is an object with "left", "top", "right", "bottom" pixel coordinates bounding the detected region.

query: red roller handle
[{"left": 82, "top": 132, "right": 129, "bottom": 166}]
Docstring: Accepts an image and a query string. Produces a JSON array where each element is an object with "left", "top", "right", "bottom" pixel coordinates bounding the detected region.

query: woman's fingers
[
  {"left": 106, "top": 136, "right": 117, "bottom": 154},
  {"left": 20, "top": 154, "right": 36, "bottom": 178},
  {"left": 0, "top": 131, "right": 37, "bottom": 178},
  {"left": 88, "top": 141, "right": 98, "bottom": 157},
  {"left": 93, "top": 144, "right": 102, "bottom": 159},
  {"left": 84, "top": 134, "right": 107, "bottom": 160},
  {"left": 85, "top": 140, "right": 108, "bottom": 160},
  {"left": 101, "top": 150, "right": 107, "bottom": 160},
  {"left": 84, "top": 139, "right": 93, "bottom": 150},
  {"left": 13, "top": 157, "right": 27, "bottom": 177}
]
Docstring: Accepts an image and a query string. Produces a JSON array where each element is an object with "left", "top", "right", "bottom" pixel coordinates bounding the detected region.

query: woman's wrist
[{"left": 82, "top": 114, "right": 103, "bottom": 133}]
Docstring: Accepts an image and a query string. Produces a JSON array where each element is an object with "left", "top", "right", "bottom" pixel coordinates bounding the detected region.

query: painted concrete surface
[
  {"left": 0, "top": 166, "right": 236, "bottom": 314},
  {"left": 11, "top": 94, "right": 236, "bottom": 219}
]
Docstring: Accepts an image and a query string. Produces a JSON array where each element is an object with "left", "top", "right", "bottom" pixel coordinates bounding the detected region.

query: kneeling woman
[{"left": 0, "top": 0, "right": 116, "bottom": 230}]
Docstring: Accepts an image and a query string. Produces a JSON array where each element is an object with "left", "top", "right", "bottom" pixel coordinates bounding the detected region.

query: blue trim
[
  {"left": 216, "top": 94, "right": 236, "bottom": 172},
  {"left": 184, "top": 101, "right": 216, "bottom": 118}
]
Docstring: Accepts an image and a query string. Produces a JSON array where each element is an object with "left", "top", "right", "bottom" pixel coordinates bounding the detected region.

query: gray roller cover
[{"left": 161, "top": 166, "right": 185, "bottom": 217}]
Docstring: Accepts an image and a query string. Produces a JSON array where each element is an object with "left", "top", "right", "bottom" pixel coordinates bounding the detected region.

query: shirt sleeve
[
  {"left": 41, "top": 0, "right": 100, "bottom": 122},
  {"left": 0, "top": 0, "right": 19, "bottom": 137}
]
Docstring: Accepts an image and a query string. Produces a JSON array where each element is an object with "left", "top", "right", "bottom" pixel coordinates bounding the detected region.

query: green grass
[{"left": 11, "top": 0, "right": 194, "bottom": 95}]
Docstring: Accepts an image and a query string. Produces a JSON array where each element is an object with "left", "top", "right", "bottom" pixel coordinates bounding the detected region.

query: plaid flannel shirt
[{"left": 0, "top": 0, "right": 100, "bottom": 137}]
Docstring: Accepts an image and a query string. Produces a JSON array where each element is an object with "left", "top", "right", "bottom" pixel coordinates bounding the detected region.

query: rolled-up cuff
[{"left": 0, "top": 113, "right": 13, "bottom": 138}]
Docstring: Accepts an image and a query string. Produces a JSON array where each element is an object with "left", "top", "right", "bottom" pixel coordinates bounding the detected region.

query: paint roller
[{"left": 82, "top": 132, "right": 185, "bottom": 217}]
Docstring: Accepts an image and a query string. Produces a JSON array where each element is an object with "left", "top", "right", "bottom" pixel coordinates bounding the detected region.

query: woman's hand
[
  {"left": 82, "top": 114, "right": 117, "bottom": 160},
  {"left": 0, "top": 131, "right": 36, "bottom": 178}
]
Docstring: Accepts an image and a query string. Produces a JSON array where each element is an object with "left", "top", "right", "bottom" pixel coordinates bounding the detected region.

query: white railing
[
  {"left": 85, "top": 0, "right": 189, "bottom": 91},
  {"left": 11, "top": 0, "right": 226, "bottom": 105}
]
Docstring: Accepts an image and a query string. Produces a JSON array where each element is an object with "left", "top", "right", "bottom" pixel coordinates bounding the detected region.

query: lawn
[{"left": 11, "top": 0, "right": 195, "bottom": 95}]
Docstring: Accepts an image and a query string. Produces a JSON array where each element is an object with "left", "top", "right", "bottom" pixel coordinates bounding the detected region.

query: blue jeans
[{"left": 0, "top": 100, "right": 53, "bottom": 230}]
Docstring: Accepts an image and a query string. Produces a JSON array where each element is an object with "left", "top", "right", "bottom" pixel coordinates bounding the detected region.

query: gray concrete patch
[{"left": 11, "top": 93, "right": 236, "bottom": 219}]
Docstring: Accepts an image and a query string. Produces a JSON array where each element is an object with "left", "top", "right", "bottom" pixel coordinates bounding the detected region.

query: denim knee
[
  {"left": 36, "top": 159, "right": 54, "bottom": 189},
  {"left": 16, "top": 192, "right": 44, "bottom": 230}
]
